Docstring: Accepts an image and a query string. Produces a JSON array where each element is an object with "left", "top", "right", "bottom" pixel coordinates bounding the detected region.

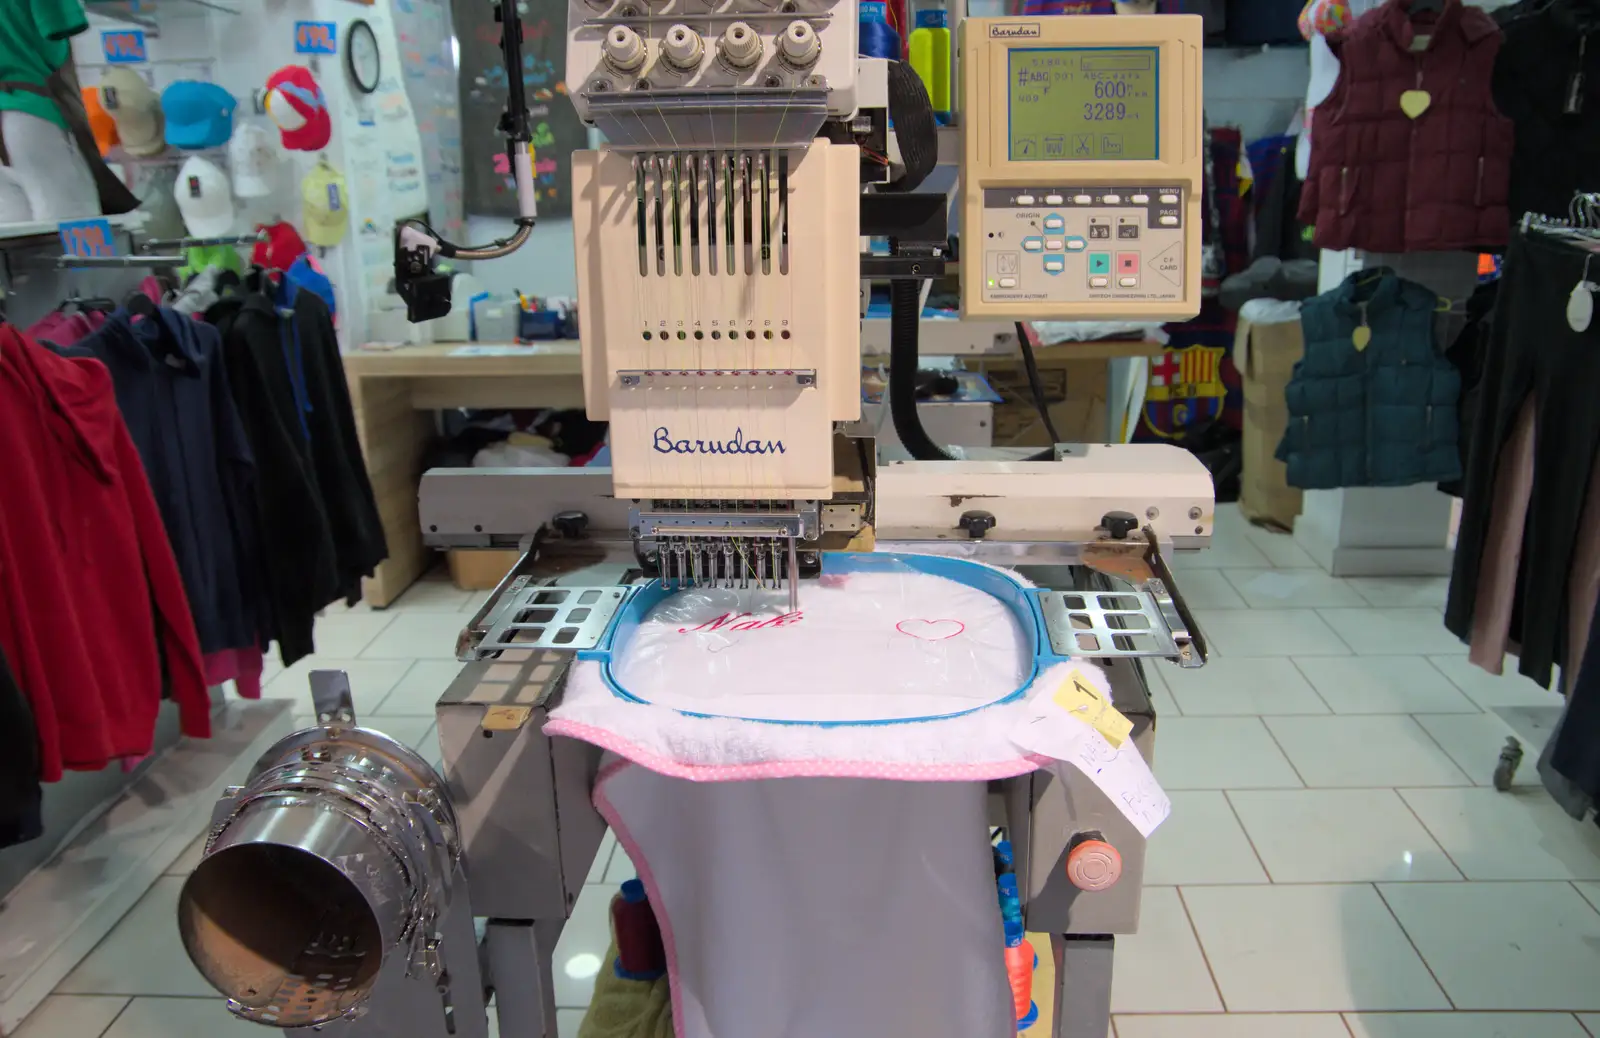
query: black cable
[
  {"left": 887, "top": 277, "right": 953, "bottom": 460},
  {"left": 881, "top": 60, "right": 939, "bottom": 194},
  {"left": 1015, "top": 321, "right": 1062, "bottom": 446}
]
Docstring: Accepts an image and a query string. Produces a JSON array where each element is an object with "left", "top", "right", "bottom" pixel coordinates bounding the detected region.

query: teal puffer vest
[{"left": 1276, "top": 269, "right": 1462, "bottom": 489}]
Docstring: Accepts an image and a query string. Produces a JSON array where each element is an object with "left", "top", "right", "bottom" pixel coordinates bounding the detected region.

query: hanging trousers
[
  {"left": 1445, "top": 232, "right": 1600, "bottom": 689},
  {"left": 1551, "top": 592, "right": 1600, "bottom": 810}
]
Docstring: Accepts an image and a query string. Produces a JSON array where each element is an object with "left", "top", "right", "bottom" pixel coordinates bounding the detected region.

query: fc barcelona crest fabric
[
  {"left": 1138, "top": 299, "right": 1242, "bottom": 441},
  {"left": 1145, "top": 345, "right": 1227, "bottom": 434}
]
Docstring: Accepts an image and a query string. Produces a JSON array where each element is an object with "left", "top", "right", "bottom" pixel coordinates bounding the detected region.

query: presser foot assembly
[{"left": 629, "top": 500, "right": 822, "bottom": 611}]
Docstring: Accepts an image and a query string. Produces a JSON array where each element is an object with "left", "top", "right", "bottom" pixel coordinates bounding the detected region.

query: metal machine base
[
  {"left": 182, "top": 552, "right": 1173, "bottom": 1038},
  {"left": 429, "top": 556, "right": 1161, "bottom": 1038}
]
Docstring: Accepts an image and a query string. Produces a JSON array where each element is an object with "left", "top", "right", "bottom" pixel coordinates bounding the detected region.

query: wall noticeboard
[{"left": 452, "top": 0, "right": 586, "bottom": 219}]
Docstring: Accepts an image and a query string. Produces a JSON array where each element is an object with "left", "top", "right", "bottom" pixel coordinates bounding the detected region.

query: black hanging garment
[
  {"left": 1492, "top": 1, "right": 1600, "bottom": 223},
  {"left": 1445, "top": 232, "right": 1600, "bottom": 689},
  {"left": 287, "top": 290, "right": 387, "bottom": 603},
  {"left": 207, "top": 294, "right": 338, "bottom": 667},
  {"left": 0, "top": 642, "right": 42, "bottom": 848},
  {"left": 1438, "top": 279, "right": 1500, "bottom": 498}
]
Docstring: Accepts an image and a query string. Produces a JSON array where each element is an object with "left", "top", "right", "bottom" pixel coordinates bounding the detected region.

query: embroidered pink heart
[{"left": 896, "top": 618, "right": 966, "bottom": 641}]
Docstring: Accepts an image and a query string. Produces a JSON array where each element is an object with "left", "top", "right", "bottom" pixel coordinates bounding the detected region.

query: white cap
[
  {"left": 98, "top": 68, "right": 164, "bottom": 157},
  {"left": 228, "top": 123, "right": 279, "bottom": 199},
  {"left": 174, "top": 156, "right": 235, "bottom": 238}
]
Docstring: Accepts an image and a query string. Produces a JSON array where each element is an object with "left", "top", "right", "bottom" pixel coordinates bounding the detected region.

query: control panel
[
  {"left": 958, "top": 15, "right": 1203, "bottom": 321},
  {"left": 980, "top": 185, "right": 1185, "bottom": 305}
]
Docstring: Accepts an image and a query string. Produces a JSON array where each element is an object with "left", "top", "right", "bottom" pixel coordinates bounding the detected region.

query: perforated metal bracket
[
  {"left": 458, "top": 582, "right": 630, "bottom": 661},
  {"left": 1038, "top": 588, "right": 1204, "bottom": 667}
]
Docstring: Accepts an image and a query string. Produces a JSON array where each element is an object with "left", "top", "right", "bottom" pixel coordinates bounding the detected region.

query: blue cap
[
  {"left": 162, "top": 81, "right": 237, "bottom": 150},
  {"left": 915, "top": 9, "right": 948, "bottom": 27},
  {"left": 620, "top": 878, "right": 648, "bottom": 903},
  {"left": 286, "top": 254, "right": 336, "bottom": 317}
]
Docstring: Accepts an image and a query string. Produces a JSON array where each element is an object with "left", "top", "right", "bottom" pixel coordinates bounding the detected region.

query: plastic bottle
[
  {"left": 907, "top": 9, "right": 951, "bottom": 121},
  {"left": 858, "top": 2, "right": 901, "bottom": 59},
  {"left": 611, "top": 878, "right": 666, "bottom": 980},
  {"left": 1003, "top": 920, "right": 1034, "bottom": 1021}
]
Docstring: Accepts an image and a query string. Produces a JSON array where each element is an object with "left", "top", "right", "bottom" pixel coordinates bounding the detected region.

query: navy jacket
[
  {"left": 67, "top": 309, "right": 261, "bottom": 655},
  {"left": 207, "top": 292, "right": 339, "bottom": 666},
  {"left": 1276, "top": 269, "right": 1462, "bottom": 490}
]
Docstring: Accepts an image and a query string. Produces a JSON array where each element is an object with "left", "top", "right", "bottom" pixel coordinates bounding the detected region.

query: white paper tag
[
  {"left": 1009, "top": 671, "right": 1171, "bottom": 837},
  {"left": 1568, "top": 282, "right": 1594, "bottom": 333}
]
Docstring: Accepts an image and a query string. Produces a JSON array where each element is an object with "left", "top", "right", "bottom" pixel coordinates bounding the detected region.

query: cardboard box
[
  {"left": 1236, "top": 315, "right": 1304, "bottom": 530},
  {"left": 447, "top": 548, "right": 523, "bottom": 590},
  {"left": 967, "top": 355, "right": 1108, "bottom": 448}
]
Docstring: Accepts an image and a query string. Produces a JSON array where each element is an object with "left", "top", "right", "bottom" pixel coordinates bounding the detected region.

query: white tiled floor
[{"left": 21, "top": 506, "right": 1600, "bottom": 1037}]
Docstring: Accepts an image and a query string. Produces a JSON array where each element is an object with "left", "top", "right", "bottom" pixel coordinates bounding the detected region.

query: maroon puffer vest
[{"left": 1299, "top": 0, "right": 1512, "bottom": 254}]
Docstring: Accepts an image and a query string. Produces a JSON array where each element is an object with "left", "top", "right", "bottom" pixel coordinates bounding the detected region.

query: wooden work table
[
  {"left": 345, "top": 336, "right": 1167, "bottom": 608},
  {"left": 345, "top": 342, "right": 582, "bottom": 606}
]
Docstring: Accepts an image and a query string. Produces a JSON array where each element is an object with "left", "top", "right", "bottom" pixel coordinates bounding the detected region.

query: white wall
[
  {"left": 72, "top": 0, "right": 439, "bottom": 348},
  {"left": 464, "top": 214, "right": 577, "bottom": 301},
  {"left": 1204, "top": 45, "right": 1311, "bottom": 144}
]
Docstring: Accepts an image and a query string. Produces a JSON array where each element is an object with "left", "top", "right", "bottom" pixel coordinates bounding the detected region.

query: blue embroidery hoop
[{"left": 577, "top": 551, "right": 1070, "bottom": 727}]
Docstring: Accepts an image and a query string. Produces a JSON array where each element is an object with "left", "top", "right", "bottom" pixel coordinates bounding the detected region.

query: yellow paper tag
[
  {"left": 1052, "top": 669, "right": 1134, "bottom": 748},
  {"left": 1352, "top": 325, "right": 1372, "bottom": 350},
  {"left": 1399, "top": 89, "right": 1431, "bottom": 119}
]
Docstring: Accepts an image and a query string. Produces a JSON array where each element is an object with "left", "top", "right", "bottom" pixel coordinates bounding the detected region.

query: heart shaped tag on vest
[
  {"left": 1399, "top": 89, "right": 1432, "bottom": 119},
  {"left": 1352, "top": 325, "right": 1372, "bottom": 351}
]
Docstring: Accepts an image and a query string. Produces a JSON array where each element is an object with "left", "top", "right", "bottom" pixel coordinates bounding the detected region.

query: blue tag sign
[
  {"left": 294, "top": 21, "right": 338, "bottom": 55},
  {"left": 101, "top": 30, "right": 148, "bottom": 63},
  {"left": 59, "top": 218, "right": 117, "bottom": 260}
]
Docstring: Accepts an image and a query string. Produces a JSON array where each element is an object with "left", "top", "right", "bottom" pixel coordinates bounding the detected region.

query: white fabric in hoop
[{"left": 607, "top": 565, "right": 1032, "bottom": 724}]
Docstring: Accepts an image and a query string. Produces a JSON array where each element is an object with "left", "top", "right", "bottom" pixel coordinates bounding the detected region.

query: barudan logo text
[{"left": 653, "top": 427, "right": 786, "bottom": 456}]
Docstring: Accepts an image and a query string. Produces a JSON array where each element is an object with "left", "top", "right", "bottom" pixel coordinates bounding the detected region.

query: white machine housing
[
  {"left": 566, "top": 0, "right": 860, "bottom": 127},
  {"left": 959, "top": 14, "right": 1204, "bottom": 321},
  {"left": 572, "top": 141, "right": 861, "bottom": 500}
]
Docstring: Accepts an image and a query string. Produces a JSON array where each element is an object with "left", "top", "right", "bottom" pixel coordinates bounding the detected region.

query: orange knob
[{"left": 1066, "top": 839, "right": 1122, "bottom": 891}]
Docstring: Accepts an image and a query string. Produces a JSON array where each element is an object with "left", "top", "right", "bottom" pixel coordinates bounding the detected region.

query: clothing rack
[
  {"left": 140, "top": 231, "right": 267, "bottom": 252},
  {"left": 46, "top": 254, "right": 186, "bottom": 270}
]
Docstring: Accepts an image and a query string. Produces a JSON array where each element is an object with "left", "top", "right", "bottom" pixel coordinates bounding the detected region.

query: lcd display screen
[{"left": 1008, "top": 47, "right": 1159, "bottom": 162}]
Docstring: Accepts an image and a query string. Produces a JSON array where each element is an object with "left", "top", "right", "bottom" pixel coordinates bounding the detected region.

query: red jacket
[
  {"left": 0, "top": 327, "right": 210, "bottom": 781},
  {"left": 1299, "top": 0, "right": 1512, "bottom": 253}
]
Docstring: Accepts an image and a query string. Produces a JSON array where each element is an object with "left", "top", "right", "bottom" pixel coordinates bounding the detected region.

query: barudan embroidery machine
[{"left": 174, "top": 4, "right": 1212, "bottom": 1037}]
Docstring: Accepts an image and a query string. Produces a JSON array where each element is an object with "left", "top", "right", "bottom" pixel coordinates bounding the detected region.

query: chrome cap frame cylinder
[{"left": 177, "top": 725, "right": 461, "bottom": 1028}]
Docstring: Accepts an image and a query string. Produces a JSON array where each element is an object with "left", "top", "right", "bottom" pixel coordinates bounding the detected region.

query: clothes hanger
[{"left": 123, "top": 289, "right": 158, "bottom": 319}]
